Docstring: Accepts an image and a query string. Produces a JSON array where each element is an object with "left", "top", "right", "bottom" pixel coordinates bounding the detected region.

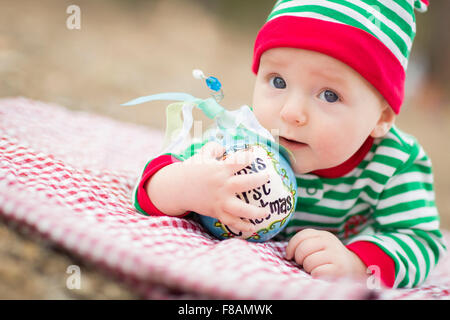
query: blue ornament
[{"left": 197, "top": 130, "right": 297, "bottom": 242}]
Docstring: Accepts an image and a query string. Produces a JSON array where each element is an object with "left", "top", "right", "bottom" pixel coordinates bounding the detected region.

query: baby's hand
[
  {"left": 285, "top": 229, "right": 368, "bottom": 280},
  {"left": 182, "top": 142, "right": 270, "bottom": 232}
]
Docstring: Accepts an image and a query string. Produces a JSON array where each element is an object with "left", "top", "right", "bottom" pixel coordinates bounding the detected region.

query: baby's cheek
[
  {"left": 315, "top": 130, "right": 351, "bottom": 163},
  {"left": 253, "top": 110, "right": 269, "bottom": 132},
  {"left": 253, "top": 104, "right": 276, "bottom": 132}
]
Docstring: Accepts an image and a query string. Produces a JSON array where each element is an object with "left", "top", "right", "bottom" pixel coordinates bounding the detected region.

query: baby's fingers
[
  {"left": 222, "top": 150, "right": 255, "bottom": 173},
  {"left": 226, "top": 172, "right": 270, "bottom": 194},
  {"left": 285, "top": 229, "right": 322, "bottom": 260},
  {"left": 199, "top": 141, "right": 226, "bottom": 159},
  {"left": 223, "top": 197, "right": 270, "bottom": 220},
  {"left": 218, "top": 213, "right": 255, "bottom": 233}
]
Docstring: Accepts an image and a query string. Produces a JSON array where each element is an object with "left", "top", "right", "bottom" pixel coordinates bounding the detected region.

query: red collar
[{"left": 311, "top": 136, "right": 374, "bottom": 178}]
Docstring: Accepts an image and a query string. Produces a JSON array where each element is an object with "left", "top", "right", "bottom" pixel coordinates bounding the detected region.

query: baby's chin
[
  {"left": 289, "top": 154, "right": 350, "bottom": 175},
  {"left": 291, "top": 164, "right": 329, "bottom": 175},
  {"left": 289, "top": 158, "right": 317, "bottom": 174},
  {"left": 292, "top": 167, "right": 313, "bottom": 175},
  {"left": 277, "top": 138, "right": 353, "bottom": 174}
]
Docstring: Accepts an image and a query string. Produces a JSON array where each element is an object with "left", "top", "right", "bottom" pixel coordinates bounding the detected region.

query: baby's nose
[
  {"left": 295, "top": 114, "right": 308, "bottom": 126},
  {"left": 280, "top": 101, "right": 308, "bottom": 127}
]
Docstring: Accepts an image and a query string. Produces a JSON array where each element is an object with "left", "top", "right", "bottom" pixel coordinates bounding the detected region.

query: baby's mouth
[{"left": 278, "top": 136, "right": 308, "bottom": 150}]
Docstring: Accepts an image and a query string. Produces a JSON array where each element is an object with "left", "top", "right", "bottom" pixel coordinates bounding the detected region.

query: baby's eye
[
  {"left": 318, "top": 89, "right": 340, "bottom": 103},
  {"left": 269, "top": 76, "right": 286, "bottom": 89}
]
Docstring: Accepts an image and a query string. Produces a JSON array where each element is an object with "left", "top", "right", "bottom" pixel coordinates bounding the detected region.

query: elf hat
[{"left": 252, "top": 0, "right": 429, "bottom": 114}]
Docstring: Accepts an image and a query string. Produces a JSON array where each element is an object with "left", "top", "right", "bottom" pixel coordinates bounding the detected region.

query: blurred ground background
[{"left": 0, "top": 0, "right": 449, "bottom": 299}]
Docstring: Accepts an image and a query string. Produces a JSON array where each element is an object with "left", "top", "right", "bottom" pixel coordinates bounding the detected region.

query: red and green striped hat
[{"left": 252, "top": 0, "right": 429, "bottom": 114}]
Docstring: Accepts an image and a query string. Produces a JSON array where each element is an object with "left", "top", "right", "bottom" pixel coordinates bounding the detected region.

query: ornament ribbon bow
[{"left": 121, "top": 69, "right": 294, "bottom": 162}]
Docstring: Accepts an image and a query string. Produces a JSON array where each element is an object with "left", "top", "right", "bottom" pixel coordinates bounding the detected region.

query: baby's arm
[
  {"left": 285, "top": 141, "right": 447, "bottom": 288},
  {"left": 140, "top": 142, "right": 271, "bottom": 232},
  {"left": 345, "top": 145, "right": 446, "bottom": 288},
  {"left": 144, "top": 160, "right": 192, "bottom": 217}
]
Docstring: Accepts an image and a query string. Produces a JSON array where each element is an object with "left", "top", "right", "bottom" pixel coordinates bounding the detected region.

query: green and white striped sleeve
[{"left": 349, "top": 138, "right": 447, "bottom": 288}]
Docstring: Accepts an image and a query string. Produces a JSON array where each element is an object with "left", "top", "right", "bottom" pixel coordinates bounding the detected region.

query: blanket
[{"left": 0, "top": 97, "right": 448, "bottom": 299}]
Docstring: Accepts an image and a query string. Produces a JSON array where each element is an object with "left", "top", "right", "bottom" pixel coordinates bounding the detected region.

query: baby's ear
[{"left": 370, "top": 102, "right": 396, "bottom": 138}]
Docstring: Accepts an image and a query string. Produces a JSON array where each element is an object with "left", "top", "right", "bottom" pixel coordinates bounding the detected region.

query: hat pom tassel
[{"left": 414, "top": 0, "right": 429, "bottom": 13}]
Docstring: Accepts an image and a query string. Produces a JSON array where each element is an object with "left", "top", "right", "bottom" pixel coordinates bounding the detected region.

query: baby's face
[{"left": 252, "top": 47, "right": 393, "bottom": 174}]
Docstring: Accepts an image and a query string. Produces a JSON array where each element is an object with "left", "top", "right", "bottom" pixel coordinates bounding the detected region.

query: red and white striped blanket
[{"left": 0, "top": 97, "right": 448, "bottom": 299}]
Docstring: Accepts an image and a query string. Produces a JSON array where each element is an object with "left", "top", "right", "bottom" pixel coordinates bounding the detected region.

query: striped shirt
[
  {"left": 133, "top": 125, "right": 446, "bottom": 288},
  {"left": 281, "top": 125, "right": 446, "bottom": 288}
]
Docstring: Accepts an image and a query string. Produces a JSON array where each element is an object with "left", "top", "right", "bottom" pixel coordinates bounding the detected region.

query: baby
[{"left": 132, "top": 0, "right": 446, "bottom": 288}]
